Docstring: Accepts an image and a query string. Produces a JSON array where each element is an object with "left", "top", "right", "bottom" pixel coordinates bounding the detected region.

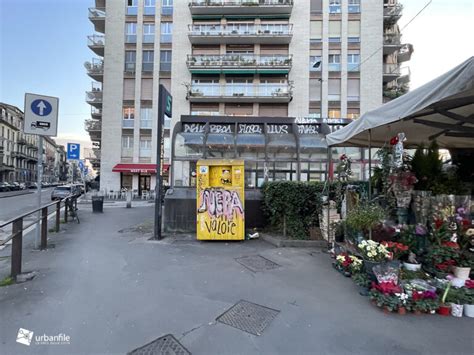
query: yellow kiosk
[{"left": 196, "top": 160, "right": 245, "bottom": 240}]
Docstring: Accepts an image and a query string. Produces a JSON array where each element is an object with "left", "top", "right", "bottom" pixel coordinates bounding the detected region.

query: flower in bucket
[
  {"left": 349, "top": 255, "right": 363, "bottom": 273},
  {"left": 336, "top": 253, "right": 352, "bottom": 269},
  {"left": 358, "top": 240, "right": 390, "bottom": 262},
  {"left": 381, "top": 241, "right": 409, "bottom": 260}
]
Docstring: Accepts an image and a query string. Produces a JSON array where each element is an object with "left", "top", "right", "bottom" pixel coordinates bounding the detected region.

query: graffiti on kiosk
[
  {"left": 238, "top": 124, "right": 263, "bottom": 134},
  {"left": 198, "top": 188, "right": 244, "bottom": 220},
  {"left": 209, "top": 124, "right": 232, "bottom": 134},
  {"left": 183, "top": 123, "right": 205, "bottom": 133}
]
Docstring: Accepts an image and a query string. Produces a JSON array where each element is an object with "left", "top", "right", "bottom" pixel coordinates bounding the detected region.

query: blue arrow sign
[
  {"left": 78, "top": 160, "right": 84, "bottom": 171},
  {"left": 31, "top": 99, "right": 53, "bottom": 116},
  {"left": 67, "top": 143, "right": 80, "bottom": 160}
]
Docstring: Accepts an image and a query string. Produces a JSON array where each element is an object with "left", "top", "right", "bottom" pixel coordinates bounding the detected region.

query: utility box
[{"left": 196, "top": 160, "right": 245, "bottom": 240}]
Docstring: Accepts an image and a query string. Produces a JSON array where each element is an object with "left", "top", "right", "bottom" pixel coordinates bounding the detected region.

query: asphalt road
[{"left": 0, "top": 188, "right": 54, "bottom": 222}]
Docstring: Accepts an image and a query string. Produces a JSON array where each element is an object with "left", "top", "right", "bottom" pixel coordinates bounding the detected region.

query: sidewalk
[{"left": 0, "top": 205, "right": 472, "bottom": 355}]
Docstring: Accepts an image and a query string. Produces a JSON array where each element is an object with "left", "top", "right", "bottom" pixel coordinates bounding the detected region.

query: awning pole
[
  {"left": 327, "top": 147, "right": 332, "bottom": 248},
  {"left": 368, "top": 129, "right": 372, "bottom": 202}
]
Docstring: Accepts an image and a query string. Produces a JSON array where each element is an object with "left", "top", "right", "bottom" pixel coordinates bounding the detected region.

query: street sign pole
[
  {"left": 35, "top": 136, "right": 43, "bottom": 249},
  {"left": 154, "top": 85, "right": 172, "bottom": 240}
]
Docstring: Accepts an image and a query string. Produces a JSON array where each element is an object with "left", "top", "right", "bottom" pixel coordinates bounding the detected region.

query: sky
[{"left": 1, "top": 0, "right": 473, "bottom": 148}]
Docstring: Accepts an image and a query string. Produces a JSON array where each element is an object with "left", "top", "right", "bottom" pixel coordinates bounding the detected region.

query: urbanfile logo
[{"left": 16, "top": 328, "right": 34, "bottom": 346}]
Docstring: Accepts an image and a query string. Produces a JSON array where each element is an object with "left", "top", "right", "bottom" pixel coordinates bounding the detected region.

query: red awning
[{"left": 112, "top": 163, "right": 170, "bottom": 174}]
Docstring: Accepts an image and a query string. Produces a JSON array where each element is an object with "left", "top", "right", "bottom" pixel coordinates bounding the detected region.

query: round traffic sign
[{"left": 31, "top": 99, "right": 52, "bottom": 116}]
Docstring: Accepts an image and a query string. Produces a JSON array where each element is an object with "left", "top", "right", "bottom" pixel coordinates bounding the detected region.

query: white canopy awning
[{"left": 326, "top": 57, "right": 474, "bottom": 148}]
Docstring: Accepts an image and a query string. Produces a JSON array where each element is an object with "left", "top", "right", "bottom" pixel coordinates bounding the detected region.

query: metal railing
[
  {"left": 189, "top": 23, "right": 293, "bottom": 36},
  {"left": 186, "top": 54, "right": 292, "bottom": 68},
  {"left": 88, "top": 7, "right": 105, "bottom": 20},
  {"left": 87, "top": 35, "right": 105, "bottom": 46},
  {"left": 384, "top": 32, "right": 401, "bottom": 45},
  {"left": 0, "top": 196, "right": 78, "bottom": 280},
  {"left": 188, "top": 83, "right": 292, "bottom": 97},
  {"left": 189, "top": 0, "right": 293, "bottom": 6}
]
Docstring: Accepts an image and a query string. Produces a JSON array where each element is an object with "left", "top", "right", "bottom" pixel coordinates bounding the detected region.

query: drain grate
[
  {"left": 128, "top": 334, "right": 191, "bottom": 355},
  {"left": 235, "top": 255, "right": 280, "bottom": 272},
  {"left": 217, "top": 300, "right": 280, "bottom": 336}
]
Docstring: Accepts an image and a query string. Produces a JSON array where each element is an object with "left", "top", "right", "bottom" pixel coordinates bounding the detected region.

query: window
[
  {"left": 127, "top": 0, "right": 138, "bottom": 15},
  {"left": 161, "top": 0, "right": 173, "bottom": 16},
  {"left": 160, "top": 23, "right": 172, "bottom": 43},
  {"left": 348, "top": 79, "right": 360, "bottom": 101},
  {"left": 309, "top": 79, "right": 322, "bottom": 101},
  {"left": 310, "top": 0, "right": 322, "bottom": 14},
  {"left": 123, "top": 107, "right": 135, "bottom": 128},
  {"left": 125, "top": 22, "right": 137, "bottom": 43},
  {"left": 143, "top": 24, "right": 155, "bottom": 43},
  {"left": 310, "top": 21, "right": 322, "bottom": 44},
  {"left": 328, "top": 79, "right": 341, "bottom": 101},
  {"left": 347, "top": 108, "right": 360, "bottom": 119},
  {"left": 309, "top": 55, "right": 322, "bottom": 71},
  {"left": 160, "top": 50, "right": 172, "bottom": 71},
  {"left": 328, "top": 54, "right": 341, "bottom": 71},
  {"left": 142, "top": 50, "right": 154, "bottom": 72},
  {"left": 144, "top": 0, "right": 155, "bottom": 15},
  {"left": 348, "top": 53, "right": 360, "bottom": 71},
  {"left": 348, "top": 21, "right": 360, "bottom": 43},
  {"left": 348, "top": 0, "right": 360, "bottom": 13},
  {"left": 329, "top": 0, "right": 341, "bottom": 13},
  {"left": 125, "top": 50, "right": 136, "bottom": 72},
  {"left": 328, "top": 109, "right": 341, "bottom": 119},
  {"left": 140, "top": 107, "right": 153, "bottom": 129},
  {"left": 328, "top": 21, "right": 341, "bottom": 43},
  {"left": 140, "top": 137, "right": 152, "bottom": 157},
  {"left": 122, "top": 136, "right": 134, "bottom": 149}
]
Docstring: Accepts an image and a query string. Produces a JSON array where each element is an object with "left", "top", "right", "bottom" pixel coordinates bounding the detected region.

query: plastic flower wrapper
[
  {"left": 402, "top": 279, "right": 436, "bottom": 297},
  {"left": 373, "top": 264, "right": 399, "bottom": 285}
]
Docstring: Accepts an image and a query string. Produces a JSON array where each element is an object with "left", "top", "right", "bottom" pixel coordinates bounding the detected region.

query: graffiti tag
[
  {"left": 298, "top": 125, "right": 319, "bottom": 134},
  {"left": 209, "top": 124, "right": 232, "bottom": 134},
  {"left": 198, "top": 188, "right": 244, "bottom": 220},
  {"left": 238, "top": 124, "right": 262, "bottom": 134},
  {"left": 183, "top": 123, "right": 205, "bottom": 133},
  {"left": 267, "top": 124, "right": 288, "bottom": 134}
]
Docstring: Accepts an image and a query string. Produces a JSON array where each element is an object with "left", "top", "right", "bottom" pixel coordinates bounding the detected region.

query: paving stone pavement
[{"left": 0, "top": 206, "right": 472, "bottom": 355}]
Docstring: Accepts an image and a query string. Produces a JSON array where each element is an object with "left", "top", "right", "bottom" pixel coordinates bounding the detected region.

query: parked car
[
  {"left": 51, "top": 185, "right": 73, "bottom": 201},
  {"left": 28, "top": 182, "right": 38, "bottom": 189},
  {"left": 10, "top": 182, "right": 21, "bottom": 191},
  {"left": 0, "top": 182, "right": 11, "bottom": 192}
]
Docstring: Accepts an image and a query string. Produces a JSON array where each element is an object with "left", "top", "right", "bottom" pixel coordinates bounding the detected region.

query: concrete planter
[
  {"left": 453, "top": 266, "right": 471, "bottom": 280},
  {"left": 463, "top": 304, "right": 474, "bottom": 318}
]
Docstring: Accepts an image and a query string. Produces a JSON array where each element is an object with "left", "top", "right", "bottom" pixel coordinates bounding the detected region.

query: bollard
[
  {"left": 56, "top": 201, "right": 60, "bottom": 232},
  {"left": 11, "top": 218, "right": 23, "bottom": 279},
  {"left": 126, "top": 191, "right": 132, "bottom": 208},
  {"left": 64, "top": 198, "right": 69, "bottom": 223},
  {"left": 41, "top": 207, "right": 48, "bottom": 249}
]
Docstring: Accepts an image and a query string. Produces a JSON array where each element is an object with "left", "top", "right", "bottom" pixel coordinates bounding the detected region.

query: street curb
[
  {"left": 260, "top": 234, "right": 327, "bottom": 248},
  {"left": 0, "top": 191, "right": 33, "bottom": 199}
]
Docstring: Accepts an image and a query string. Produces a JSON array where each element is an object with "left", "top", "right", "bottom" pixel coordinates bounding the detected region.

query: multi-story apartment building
[
  {"left": 87, "top": 0, "right": 412, "bottom": 228},
  {"left": 0, "top": 103, "right": 67, "bottom": 184}
]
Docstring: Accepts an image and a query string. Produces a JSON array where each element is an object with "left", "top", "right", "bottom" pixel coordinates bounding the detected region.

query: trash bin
[{"left": 92, "top": 196, "right": 104, "bottom": 213}]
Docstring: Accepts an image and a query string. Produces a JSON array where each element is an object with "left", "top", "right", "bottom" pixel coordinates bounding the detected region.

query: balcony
[
  {"left": 186, "top": 54, "right": 292, "bottom": 74},
  {"left": 188, "top": 0, "right": 293, "bottom": 16},
  {"left": 398, "top": 43, "right": 414, "bottom": 63},
  {"left": 88, "top": 7, "right": 105, "bottom": 33},
  {"left": 91, "top": 107, "right": 102, "bottom": 120},
  {"left": 187, "top": 83, "right": 292, "bottom": 103},
  {"left": 17, "top": 138, "right": 28, "bottom": 145},
  {"left": 87, "top": 35, "right": 105, "bottom": 56},
  {"left": 383, "top": 63, "right": 401, "bottom": 83},
  {"left": 85, "top": 120, "right": 102, "bottom": 141},
  {"left": 397, "top": 66, "right": 411, "bottom": 85},
  {"left": 384, "top": 3, "right": 403, "bottom": 24},
  {"left": 122, "top": 119, "right": 135, "bottom": 128},
  {"left": 383, "top": 32, "right": 401, "bottom": 55},
  {"left": 86, "top": 83, "right": 103, "bottom": 107},
  {"left": 188, "top": 23, "right": 293, "bottom": 44},
  {"left": 84, "top": 58, "right": 104, "bottom": 81}
]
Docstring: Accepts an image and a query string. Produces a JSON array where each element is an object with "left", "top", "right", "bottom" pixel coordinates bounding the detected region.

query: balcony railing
[
  {"left": 188, "top": 23, "right": 293, "bottom": 44},
  {"left": 383, "top": 63, "right": 400, "bottom": 75},
  {"left": 122, "top": 119, "right": 134, "bottom": 128},
  {"left": 384, "top": 33, "right": 401, "bottom": 45},
  {"left": 86, "top": 90, "right": 103, "bottom": 106},
  {"left": 91, "top": 107, "right": 102, "bottom": 119},
  {"left": 84, "top": 58, "right": 104, "bottom": 80},
  {"left": 85, "top": 120, "right": 101, "bottom": 132},
  {"left": 188, "top": 83, "right": 292, "bottom": 102},
  {"left": 384, "top": 3, "right": 403, "bottom": 23},
  {"left": 87, "top": 35, "right": 105, "bottom": 56},
  {"left": 186, "top": 54, "right": 292, "bottom": 73},
  {"left": 140, "top": 119, "right": 153, "bottom": 129},
  {"left": 88, "top": 7, "right": 105, "bottom": 33},
  {"left": 189, "top": 0, "right": 293, "bottom": 15}
]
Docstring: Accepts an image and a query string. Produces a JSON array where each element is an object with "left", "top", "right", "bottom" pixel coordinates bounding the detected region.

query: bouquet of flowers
[
  {"left": 358, "top": 240, "right": 390, "bottom": 262},
  {"left": 381, "top": 241, "right": 409, "bottom": 260},
  {"left": 335, "top": 253, "right": 363, "bottom": 274}
]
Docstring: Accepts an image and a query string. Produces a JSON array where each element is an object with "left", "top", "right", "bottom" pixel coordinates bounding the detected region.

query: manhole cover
[
  {"left": 216, "top": 300, "right": 280, "bottom": 336},
  {"left": 128, "top": 334, "right": 190, "bottom": 355},
  {"left": 235, "top": 255, "right": 280, "bottom": 272}
]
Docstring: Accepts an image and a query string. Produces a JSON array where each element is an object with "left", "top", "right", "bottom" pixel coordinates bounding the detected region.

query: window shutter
[
  {"left": 347, "top": 79, "right": 360, "bottom": 99},
  {"left": 348, "top": 21, "right": 360, "bottom": 37},
  {"left": 310, "top": 21, "right": 322, "bottom": 40},
  {"left": 259, "top": 104, "right": 288, "bottom": 117},
  {"left": 141, "top": 79, "right": 153, "bottom": 100},
  {"left": 123, "top": 79, "right": 135, "bottom": 100},
  {"left": 328, "top": 21, "right": 341, "bottom": 38}
]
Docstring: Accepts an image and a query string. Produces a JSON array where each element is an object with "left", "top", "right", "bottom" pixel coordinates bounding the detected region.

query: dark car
[
  {"left": 10, "top": 182, "right": 21, "bottom": 191},
  {"left": 28, "top": 182, "right": 38, "bottom": 189},
  {"left": 51, "top": 186, "right": 73, "bottom": 201},
  {"left": 0, "top": 182, "right": 11, "bottom": 192}
]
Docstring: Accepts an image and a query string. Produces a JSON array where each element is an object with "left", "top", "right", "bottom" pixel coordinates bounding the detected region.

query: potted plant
[
  {"left": 403, "top": 251, "right": 422, "bottom": 271},
  {"left": 381, "top": 241, "right": 409, "bottom": 268},
  {"left": 394, "top": 292, "right": 409, "bottom": 315},
  {"left": 463, "top": 289, "right": 474, "bottom": 318},
  {"left": 410, "top": 290, "right": 439, "bottom": 315},
  {"left": 453, "top": 256, "right": 472, "bottom": 280},
  {"left": 438, "top": 283, "right": 452, "bottom": 316},
  {"left": 358, "top": 240, "right": 390, "bottom": 279},
  {"left": 446, "top": 287, "right": 465, "bottom": 317},
  {"left": 352, "top": 272, "right": 371, "bottom": 296},
  {"left": 346, "top": 203, "right": 385, "bottom": 241}
]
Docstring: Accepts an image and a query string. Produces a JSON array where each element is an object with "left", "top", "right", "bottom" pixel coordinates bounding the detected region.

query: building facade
[
  {"left": 0, "top": 103, "right": 67, "bottom": 184},
  {"left": 87, "top": 0, "right": 412, "bottom": 196}
]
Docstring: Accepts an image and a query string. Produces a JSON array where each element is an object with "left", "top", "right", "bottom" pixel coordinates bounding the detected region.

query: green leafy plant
[
  {"left": 0, "top": 276, "right": 14, "bottom": 287},
  {"left": 346, "top": 203, "right": 385, "bottom": 233},
  {"left": 352, "top": 272, "right": 370, "bottom": 289}
]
